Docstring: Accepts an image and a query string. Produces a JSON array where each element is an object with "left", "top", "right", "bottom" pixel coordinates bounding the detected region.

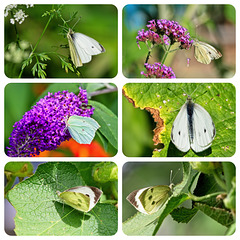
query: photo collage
[{"left": 2, "top": 3, "right": 238, "bottom": 239}]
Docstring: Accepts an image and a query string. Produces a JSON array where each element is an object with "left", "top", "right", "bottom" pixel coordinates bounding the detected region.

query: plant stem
[
  {"left": 145, "top": 50, "right": 152, "bottom": 64},
  {"left": 161, "top": 44, "right": 171, "bottom": 65},
  {"left": 11, "top": 11, "right": 20, "bottom": 47},
  {"left": 18, "top": 12, "right": 54, "bottom": 78}
]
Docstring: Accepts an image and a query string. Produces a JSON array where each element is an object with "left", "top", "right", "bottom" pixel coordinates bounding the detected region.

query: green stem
[
  {"left": 11, "top": 11, "right": 20, "bottom": 47},
  {"left": 111, "top": 181, "right": 118, "bottom": 200},
  {"left": 188, "top": 191, "right": 225, "bottom": 202},
  {"left": 145, "top": 50, "right": 152, "bottom": 64},
  {"left": 161, "top": 44, "right": 171, "bottom": 65},
  {"left": 18, "top": 13, "right": 54, "bottom": 78}
]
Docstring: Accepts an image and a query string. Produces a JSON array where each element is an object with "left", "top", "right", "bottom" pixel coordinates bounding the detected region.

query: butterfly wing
[
  {"left": 193, "top": 42, "right": 211, "bottom": 64},
  {"left": 171, "top": 102, "right": 191, "bottom": 152},
  {"left": 67, "top": 29, "right": 105, "bottom": 67},
  {"left": 59, "top": 190, "right": 90, "bottom": 212},
  {"left": 67, "top": 31, "right": 83, "bottom": 67},
  {"left": 126, "top": 187, "right": 149, "bottom": 214},
  {"left": 190, "top": 103, "right": 216, "bottom": 152},
  {"left": 193, "top": 41, "right": 222, "bottom": 64},
  {"left": 58, "top": 186, "right": 102, "bottom": 212},
  {"left": 139, "top": 185, "right": 171, "bottom": 214},
  {"left": 72, "top": 32, "right": 105, "bottom": 64},
  {"left": 67, "top": 115, "right": 100, "bottom": 144}
]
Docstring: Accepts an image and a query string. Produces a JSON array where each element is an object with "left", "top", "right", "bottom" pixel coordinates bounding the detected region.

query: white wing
[
  {"left": 171, "top": 103, "right": 190, "bottom": 152},
  {"left": 72, "top": 32, "right": 105, "bottom": 63},
  {"left": 193, "top": 41, "right": 222, "bottom": 64},
  {"left": 190, "top": 103, "right": 216, "bottom": 152}
]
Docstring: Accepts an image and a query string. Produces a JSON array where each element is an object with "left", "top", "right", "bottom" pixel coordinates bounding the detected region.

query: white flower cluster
[
  {"left": 5, "top": 41, "right": 30, "bottom": 63},
  {"left": 4, "top": 4, "right": 34, "bottom": 24}
]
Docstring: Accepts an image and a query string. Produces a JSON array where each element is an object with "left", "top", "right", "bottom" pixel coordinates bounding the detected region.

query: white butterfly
[
  {"left": 67, "top": 28, "right": 105, "bottom": 67},
  {"left": 193, "top": 40, "right": 222, "bottom": 64},
  {"left": 171, "top": 94, "right": 216, "bottom": 153}
]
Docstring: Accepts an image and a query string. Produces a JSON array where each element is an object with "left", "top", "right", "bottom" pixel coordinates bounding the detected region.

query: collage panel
[
  {"left": 123, "top": 83, "right": 236, "bottom": 157},
  {"left": 4, "top": 161, "right": 118, "bottom": 236},
  {"left": 122, "top": 161, "right": 235, "bottom": 235},
  {"left": 123, "top": 4, "right": 235, "bottom": 78},
  {"left": 4, "top": 4, "right": 118, "bottom": 78},
  {"left": 4, "top": 83, "right": 118, "bottom": 157}
]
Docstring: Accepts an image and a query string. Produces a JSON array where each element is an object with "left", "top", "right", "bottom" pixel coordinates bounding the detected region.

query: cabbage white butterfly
[
  {"left": 57, "top": 186, "right": 102, "bottom": 212},
  {"left": 171, "top": 94, "right": 216, "bottom": 153},
  {"left": 67, "top": 115, "right": 100, "bottom": 144},
  {"left": 193, "top": 40, "right": 222, "bottom": 64},
  {"left": 126, "top": 183, "right": 174, "bottom": 215},
  {"left": 67, "top": 28, "right": 105, "bottom": 67}
]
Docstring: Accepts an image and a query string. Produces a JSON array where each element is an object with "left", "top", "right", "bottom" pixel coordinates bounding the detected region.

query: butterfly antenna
[
  {"left": 167, "top": 86, "right": 185, "bottom": 103},
  {"left": 170, "top": 168, "right": 181, "bottom": 184},
  {"left": 169, "top": 170, "right": 173, "bottom": 184},
  {"left": 71, "top": 17, "right": 81, "bottom": 31}
]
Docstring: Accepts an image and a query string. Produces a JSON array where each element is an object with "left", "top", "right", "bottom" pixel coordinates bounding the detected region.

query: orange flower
[{"left": 36, "top": 139, "right": 109, "bottom": 157}]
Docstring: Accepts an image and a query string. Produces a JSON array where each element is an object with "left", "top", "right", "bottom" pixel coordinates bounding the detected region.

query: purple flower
[
  {"left": 137, "top": 19, "right": 193, "bottom": 49},
  {"left": 141, "top": 62, "right": 176, "bottom": 78},
  {"left": 136, "top": 29, "right": 170, "bottom": 48},
  {"left": 7, "top": 87, "right": 94, "bottom": 157}
]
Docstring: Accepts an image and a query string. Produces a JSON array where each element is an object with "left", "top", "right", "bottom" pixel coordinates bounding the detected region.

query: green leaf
[
  {"left": 170, "top": 206, "right": 198, "bottom": 223},
  {"left": 7, "top": 162, "right": 117, "bottom": 236},
  {"left": 195, "top": 202, "right": 234, "bottom": 228},
  {"left": 89, "top": 100, "right": 118, "bottom": 150},
  {"left": 123, "top": 83, "right": 236, "bottom": 157}
]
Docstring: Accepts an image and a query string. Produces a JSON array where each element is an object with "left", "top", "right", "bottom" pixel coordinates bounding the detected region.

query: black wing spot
[
  {"left": 178, "top": 131, "right": 181, "bottom": 136},
  {"left": 204, "top": 128, "right": 206, "bottom": 133},
  {"left": 148, "top": 195, "right": 153, "bottom": 200},
  {"left": 151, "top": 201, "right": 156, "bottom": 205}
]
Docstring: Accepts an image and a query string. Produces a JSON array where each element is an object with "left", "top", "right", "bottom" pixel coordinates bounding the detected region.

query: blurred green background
[
  {"left": 4, "top": 83, "right": 118, "bottom": 156},
  {"left": 123, "top": 4, "right": 235, "bottom": 78},
  {"left": 4, "top": 4, "right": 117, "bottom": 78},
  {"left": 123, "top": 162, "right": 228, "bottom": 235}
]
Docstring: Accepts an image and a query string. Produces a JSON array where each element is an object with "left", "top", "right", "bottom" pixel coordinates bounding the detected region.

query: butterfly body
[
  {"left": 193, "top": 40, "right": 222, "bottom": 64},
  {"left": 171, "top": 95, "right": 216, "bottom": 153},
  {"left": 67, "top": 29, "right": 105, "bottom": 67}
]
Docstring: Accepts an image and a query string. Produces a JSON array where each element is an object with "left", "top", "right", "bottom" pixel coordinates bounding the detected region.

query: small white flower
[
  {"left": 10, "top": 18, "right": 15, "bottom": 24},
  {"left": 4, "top": 4, "right": 17, "bottom": 17},
  {"left": 13, "top": 9, "right": 28, "bottom": 24}
]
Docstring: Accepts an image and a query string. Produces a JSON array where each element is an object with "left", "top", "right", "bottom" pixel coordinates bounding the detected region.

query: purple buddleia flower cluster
[
  {"left": 7, "top": 87, "right": 94, "bottom": 157},
  {"left": 141, "top": 62, "right": 176, "bottom": 78},
  {"left": 137, "top": 19, "right": 193, "bottom": 50}
]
